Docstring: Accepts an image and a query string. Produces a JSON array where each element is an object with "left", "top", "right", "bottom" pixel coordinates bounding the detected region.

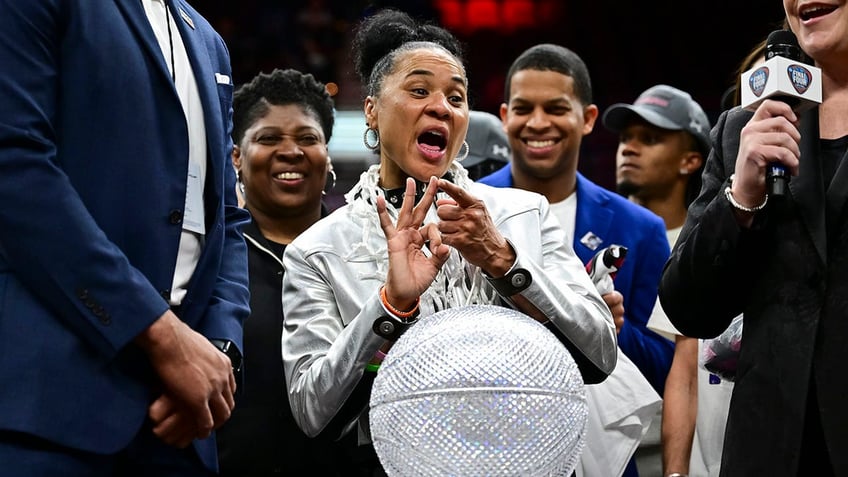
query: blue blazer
[
  {"left": 0, "top": 0, "right": 249, "bottom": 470},
  {"left": 479, "top": 166, "right": 673, "bottom": 393}
]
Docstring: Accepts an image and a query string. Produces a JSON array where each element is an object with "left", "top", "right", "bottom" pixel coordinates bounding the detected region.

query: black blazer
[{"left": 659, "top": 106, "right": 848, "bottom": 476}]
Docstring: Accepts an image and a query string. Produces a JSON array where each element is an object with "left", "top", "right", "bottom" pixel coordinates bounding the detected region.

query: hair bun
[{"left": 352, "top": 9, "right": 463, "bottom": 83}]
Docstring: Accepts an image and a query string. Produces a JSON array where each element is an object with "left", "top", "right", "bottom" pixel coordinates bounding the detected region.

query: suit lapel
[
  {"left": 790, "top": 110, "right": 826, "bottom": 264},
  {"left": 113, "top": 0, "right": 177, "bottom": 90},
  {"left": 824, "top": 129, "right": 848, "bottom": 254}
]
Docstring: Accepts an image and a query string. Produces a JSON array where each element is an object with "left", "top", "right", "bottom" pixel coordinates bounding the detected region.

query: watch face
[
  {"left": 213, "top": 340, "right": 242, "bottom": 373},
  {"left": 376, "top": 319, "right": 398, "bottom": 337},
  {"left": 228, "top": 348, "right": 243, "bottom": 373},
  {"left": 490, "top": 268, "right": 532, "bottom": 296},
  {"left": 218, "top": 340, "right": 231, "bottom": 354},
  {"left": 510, "top": 271, "right": 528, "bottom": 288},
  {"left": 373, "top": 316, "right": 409, "bottom": 341}
]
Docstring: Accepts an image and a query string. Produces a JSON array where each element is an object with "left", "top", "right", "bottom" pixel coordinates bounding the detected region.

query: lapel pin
[
  {"left": 179, "top": 7, "right": 195, "bottom": 29},
  {"left": 579, "top": 231, "right": 603, "bottom": 251}
]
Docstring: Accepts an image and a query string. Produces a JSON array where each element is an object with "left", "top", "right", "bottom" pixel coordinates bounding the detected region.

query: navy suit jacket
[
  {"left": 0, "top": 0, "right": 249, "bottom": 470},
  {"left": 479, "top": 166, "right": 673, "bottom": 393}
]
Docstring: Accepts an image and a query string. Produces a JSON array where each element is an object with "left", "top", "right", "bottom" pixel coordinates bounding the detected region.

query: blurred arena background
[{"left": 198, "top": 0, "right": 786, "bottom": 199}]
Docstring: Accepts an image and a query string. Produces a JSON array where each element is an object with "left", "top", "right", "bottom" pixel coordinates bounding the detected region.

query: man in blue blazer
[
  {"left": 0, "top": 1, "right": 249, "bottom": 475},
  {"left": 478, "top": 44, "right": 672, "bottom": 477},
  {"left": 478, "top": 45, "right": 673, "bottom": 394}
]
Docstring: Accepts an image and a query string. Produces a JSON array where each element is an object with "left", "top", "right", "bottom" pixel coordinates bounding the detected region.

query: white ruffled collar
[{"left": 343, "top": 163, "right": 498, "bottom": 315}]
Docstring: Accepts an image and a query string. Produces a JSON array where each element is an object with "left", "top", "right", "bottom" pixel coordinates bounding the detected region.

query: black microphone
[
  {"left": 740, "top": 30, "right": 822, "bottom": 197},
  {"left": 764, "top": 31, "right": 800, "bottom": 196}
]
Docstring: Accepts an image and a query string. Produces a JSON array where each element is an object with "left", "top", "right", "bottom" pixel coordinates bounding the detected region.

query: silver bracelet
[
  {"left": 724, "top": 174, "right": 768, "bottom": 213},
  {"left": 667, "top": 473, "right": 689, "bottom": 477}
]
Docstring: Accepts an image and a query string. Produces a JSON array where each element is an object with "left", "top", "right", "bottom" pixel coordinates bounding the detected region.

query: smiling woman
[{"left": 217, "top": 68, "right": 365, "bottom": 477}]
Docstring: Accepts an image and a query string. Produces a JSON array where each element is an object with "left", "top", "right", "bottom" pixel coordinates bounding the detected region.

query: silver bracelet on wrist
[
  {"left": 666, "top": 473, "right": 689, "bottom": 477},
  {"left": 724, "top": 174, "right": 768, "bottom": 213}
]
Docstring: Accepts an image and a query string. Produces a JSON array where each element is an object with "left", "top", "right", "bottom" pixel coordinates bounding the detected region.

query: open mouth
[
  {"left": 417, "top": 130, "right": 447, "bottom": 152},
  {"left": 800, "top": 4, "right": 837, "bottom": 21}
]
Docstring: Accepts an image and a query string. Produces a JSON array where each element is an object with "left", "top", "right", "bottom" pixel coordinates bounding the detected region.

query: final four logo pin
[
  {"left": 787, "top": 64, "right": 812, "bottom": 94},
  {"left": 749, "top": 66, "right": 769, "bottom": 97}
]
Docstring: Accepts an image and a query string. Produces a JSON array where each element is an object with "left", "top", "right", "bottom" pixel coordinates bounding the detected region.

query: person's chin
[
  {"left": 616, "top": 179, "right": 641, "bottom": 197},
  {"left": 516, "top": 155, "right": 560, "bottom": 174},
  {"left": 408, "top": 161, "right": 449, "bottom": 180}
]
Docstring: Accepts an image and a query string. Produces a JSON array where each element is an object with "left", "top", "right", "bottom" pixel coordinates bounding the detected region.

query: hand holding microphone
[{"left": 740, "top": 29, "right": 821, "bottom": 197}]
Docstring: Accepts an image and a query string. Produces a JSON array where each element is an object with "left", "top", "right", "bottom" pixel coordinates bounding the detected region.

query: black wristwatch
[
  {"left": 373, "top": 314, "right": 418, "bottom": 341},
  {"left": 210, "top": 339, "right": 243, "bottom": 380},
  {"left": 487, "top": 267, "right": 532, "bottom": 296}
]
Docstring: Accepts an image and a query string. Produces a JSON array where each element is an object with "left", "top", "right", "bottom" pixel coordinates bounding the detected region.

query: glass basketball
[{"left": 369, "top": 305, "right": 588, "bottom": 476}]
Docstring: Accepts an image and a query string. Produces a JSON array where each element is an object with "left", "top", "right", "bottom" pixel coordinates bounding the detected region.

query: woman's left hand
[{"left": 435, "top": 179, "right": 516, "bottom": 277}]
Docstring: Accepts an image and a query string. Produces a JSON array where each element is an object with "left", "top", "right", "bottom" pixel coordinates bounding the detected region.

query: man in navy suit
[
  {"left": 478, "top": 43, "right": 672, "bottom": 477},
  {"left": 0, "top": 1, "right": 249, "bottom": 475}
]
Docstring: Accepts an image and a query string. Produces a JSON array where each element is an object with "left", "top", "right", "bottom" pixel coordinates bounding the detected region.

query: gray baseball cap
[
  {"left": 602, "top": 84, "right": 711, "bottom": 155},
  {"left": 464, "top": 110, "right": 511, "bottom": 168}
]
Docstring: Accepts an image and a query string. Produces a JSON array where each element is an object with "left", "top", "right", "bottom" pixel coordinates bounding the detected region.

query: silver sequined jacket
[{"left": 281, "top": 171, "right": 617, "bottom": 438}]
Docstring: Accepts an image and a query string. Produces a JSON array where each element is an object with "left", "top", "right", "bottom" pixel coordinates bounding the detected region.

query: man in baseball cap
[
  {"left": 603, "top": 85, "right": 713, "bottom": 477},
  {"left": 463, "top": 110, "right": 511, "bottom": 181},
  {"left": 602, "top": 84, "right": 711, "bottom": 213}
]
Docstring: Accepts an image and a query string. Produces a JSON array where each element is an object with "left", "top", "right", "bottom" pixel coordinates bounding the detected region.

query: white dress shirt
[{"left": 141, "top": 0, "right": 207, "bottom": 305}]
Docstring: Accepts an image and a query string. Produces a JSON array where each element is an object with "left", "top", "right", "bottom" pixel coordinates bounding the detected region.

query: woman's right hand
[
  {"left": 377, "top": 176, "right": 451, "bottom": 310},
  {"left": 733, "top": 99, "right": 801, "bottom": 207}
]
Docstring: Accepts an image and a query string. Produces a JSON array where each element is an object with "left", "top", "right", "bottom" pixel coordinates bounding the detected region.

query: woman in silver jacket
[{"left": 281, "top": 9, "right": 617, "bottom": 446}]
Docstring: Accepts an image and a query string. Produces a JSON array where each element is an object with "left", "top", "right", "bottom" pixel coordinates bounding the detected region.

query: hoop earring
[
  {"left": 455, "top": 141, "right": 470, "bottom": 162},
  {"left": 237, "top": 171, "right": 246, "bottom": 198},
  {"left": 364, "top": 127, "right": 380, "bottom": 151},
  {"left": 323, "top": 160, "right": 337, "bottom": 196}
]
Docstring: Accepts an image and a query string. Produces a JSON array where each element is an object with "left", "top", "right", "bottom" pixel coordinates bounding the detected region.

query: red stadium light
[{"left": 435, "top": 0, "right": 563, "bottom": 34}]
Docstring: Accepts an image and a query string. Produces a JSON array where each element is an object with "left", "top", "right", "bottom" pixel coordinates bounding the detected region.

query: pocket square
[{"left": 215, "top": 73, "right": 231, "bottom": 85}]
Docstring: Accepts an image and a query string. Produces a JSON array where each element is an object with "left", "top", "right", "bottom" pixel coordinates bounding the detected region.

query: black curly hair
[
  {"left": 232, "top": 68, "right": 335, "bottom": 145},
  {"left": 351, "top": 9, "right": 465, "bottom": 98}
]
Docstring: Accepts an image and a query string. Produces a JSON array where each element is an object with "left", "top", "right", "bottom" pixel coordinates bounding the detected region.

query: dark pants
[
  {"left": 798, "top": 384, "right": 835, "bottom": 477},
  {"left": 0, "top": 421, "right": 213, "bottom": 477}
]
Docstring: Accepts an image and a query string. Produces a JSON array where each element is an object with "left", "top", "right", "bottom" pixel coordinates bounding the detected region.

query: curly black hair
[
  {"left": 232, "top": 68, "right": 335, "bottom": 145},
  {"left": 351, "top": 9, "right": 465, "bottom": 97}
]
